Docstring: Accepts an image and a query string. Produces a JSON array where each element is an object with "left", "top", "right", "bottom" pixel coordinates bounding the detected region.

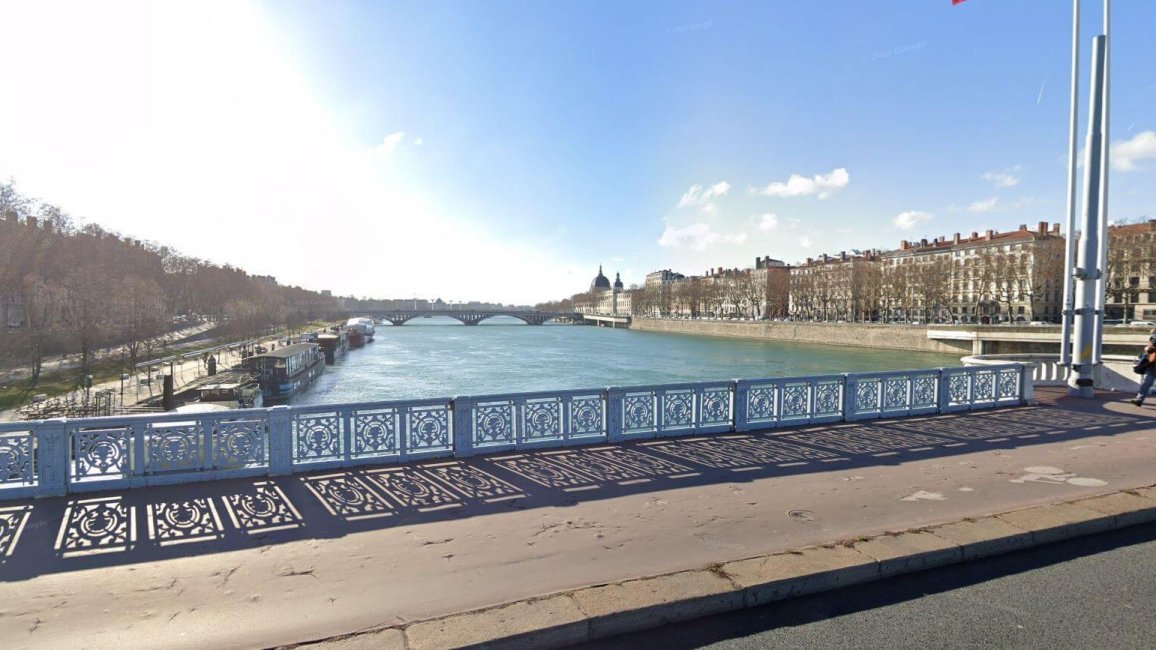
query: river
[{"left": 293, "top": 317, "right": 962, "bottom": 406}]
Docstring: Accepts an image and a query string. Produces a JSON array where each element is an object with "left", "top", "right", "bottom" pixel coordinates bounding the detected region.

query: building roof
[
  {"left": 590, "top": 265, "right": 611, "bottom": 291},
  {"left": 249, "top": 343, "right": 319, "bottom": 359}
]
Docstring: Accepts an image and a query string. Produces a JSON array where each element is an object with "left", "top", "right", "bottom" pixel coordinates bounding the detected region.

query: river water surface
[{"left": 293, "top": 317, "right": 961, "bottom": 406}]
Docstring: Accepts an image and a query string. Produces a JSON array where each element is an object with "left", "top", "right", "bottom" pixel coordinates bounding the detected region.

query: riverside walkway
[{"left": 2, "top": 387, "right": 1155, "bottom": 648}]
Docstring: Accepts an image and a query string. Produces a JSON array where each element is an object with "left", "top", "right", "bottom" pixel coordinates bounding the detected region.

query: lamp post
[{"left": 1061, "top": 0, "right": 1112, "bottom": 397}]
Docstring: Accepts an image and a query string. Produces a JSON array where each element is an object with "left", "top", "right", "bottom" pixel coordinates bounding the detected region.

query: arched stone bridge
[{"left": 353, "top": 310, "right": 583, "bottom": 326}]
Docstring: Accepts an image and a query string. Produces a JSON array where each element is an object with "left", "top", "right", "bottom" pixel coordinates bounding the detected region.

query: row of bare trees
[
  {"left": 789, "top": 244, "right": 1067, "bottom": 323},
  {"left": 0, "top": 181, "right": 341, "bottom": 384}
]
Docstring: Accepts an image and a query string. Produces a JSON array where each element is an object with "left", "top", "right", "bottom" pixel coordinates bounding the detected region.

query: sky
[{"left": 1, "top": 0, "right": 1154, "bottom": 305}]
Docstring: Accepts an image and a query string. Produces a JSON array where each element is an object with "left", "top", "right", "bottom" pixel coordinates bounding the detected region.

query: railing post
[
  {"left": 268, "top": 406, "right": 293, "bottom": 476},
  {"left": 1019, "top": 363, "right": 1036, "bottom": 405},
  {"left": 34, "top": 418, "right": 69, "bottom": 498},
  {"left": 729, "top": 380, "right": 740, "bottom": 432},
  {"left": 605, "top": 387, "right": 624, "bottom": 443},
  {"left": 937, "top": 368, "right": 951, "bottom": 413},
  {"left": 842, "top": 374, "right": 855, "bottom": 421},
  {"left": 452, "top": 397, "right": 474, "bottom": 457}
]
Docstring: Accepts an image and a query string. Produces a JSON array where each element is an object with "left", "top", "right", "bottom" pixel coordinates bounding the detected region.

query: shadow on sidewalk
[{"left": 0, "top": 389, "right": 1151, "bottom": 581}]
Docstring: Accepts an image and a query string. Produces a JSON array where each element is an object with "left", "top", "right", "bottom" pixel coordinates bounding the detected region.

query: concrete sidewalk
[{"left": 2, "top": 388, "right": 1154, "bottom": 649}]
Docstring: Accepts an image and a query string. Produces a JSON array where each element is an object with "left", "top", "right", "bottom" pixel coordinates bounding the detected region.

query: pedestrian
[{"left": 1132, "top": 328, "right": 1156, "bottom": 407}]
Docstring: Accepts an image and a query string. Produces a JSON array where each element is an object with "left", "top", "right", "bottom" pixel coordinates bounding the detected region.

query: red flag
[{"left": 953, "top": 0, "right": 966, "bottom": 5}]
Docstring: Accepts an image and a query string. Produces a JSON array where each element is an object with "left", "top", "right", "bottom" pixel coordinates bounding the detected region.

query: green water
[{"left": 293, "top": 317, "right": 961, "bottom": 405}]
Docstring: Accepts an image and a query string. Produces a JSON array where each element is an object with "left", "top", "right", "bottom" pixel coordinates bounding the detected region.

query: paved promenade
[{"left": 2, "top": 388, "right": 1154, "bottom": 649}]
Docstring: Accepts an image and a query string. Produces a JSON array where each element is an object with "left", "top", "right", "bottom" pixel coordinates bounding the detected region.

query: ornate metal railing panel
[
  {"left": 288, "top": 398, "right": 455, "bottom": 469},
  {"left": 47, "top": 411, "right": 275, "bottom": 494},
  {"left": 4, "top": 364, "right": 1029, "bottom": 501},
  {"left": 610, "top": 381, "right": 733, "bottom": 440},
  {"left": 734, "top": 375, "right": 844, "bottom": 431},
  {"left": 457, "top": 389, "right": 608, "bottom": 453},
  {"left": 846, "top": 369, "right": 941, "bottom": 421},
  {"left": 940, "top": 365, "right": 1022, "bottom": 412},
  {"left": 0, "top": 423, "right": 38, "bottom": 497}
]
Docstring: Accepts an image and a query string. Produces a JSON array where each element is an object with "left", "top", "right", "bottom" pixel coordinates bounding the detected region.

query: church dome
[{"left": 590, "top": 265, "right": 611, "bottom": 291}]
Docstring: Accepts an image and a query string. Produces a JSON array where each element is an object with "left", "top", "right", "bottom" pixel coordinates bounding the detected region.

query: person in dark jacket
[{"left": 1132, "top": 329, "right": 1156, "bottom": 407}]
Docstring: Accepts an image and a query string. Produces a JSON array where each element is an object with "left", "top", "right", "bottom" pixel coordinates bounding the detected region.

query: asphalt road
[{"left": 579, "top": 522, "right": 1156, "bottom": 650}]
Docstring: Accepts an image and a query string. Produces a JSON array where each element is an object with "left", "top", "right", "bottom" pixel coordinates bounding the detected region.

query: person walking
[{"left": 1132, "top": 328, "right": 1156, "bottom": 407}]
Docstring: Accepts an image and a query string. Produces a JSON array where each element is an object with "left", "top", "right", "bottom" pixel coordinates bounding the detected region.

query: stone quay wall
[{"left": 629, "top": 318, "right": 974, "bottom": 355}]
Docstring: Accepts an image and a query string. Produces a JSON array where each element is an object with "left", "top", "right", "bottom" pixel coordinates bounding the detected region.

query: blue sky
[{"left": 1, "top": 1, "right": 1153, "bottom": 304}]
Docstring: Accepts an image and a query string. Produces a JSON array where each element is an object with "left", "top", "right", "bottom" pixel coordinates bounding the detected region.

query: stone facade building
[
  {"left": 787, "top": 222, "right": 1066, "bottom": 323},
  {"left": 579, "top": 266, "right": 630, "bottom": 316},
  {"left": 881, "top": 222, "right": 1065, "bottom": 324},
  {"left": 1105, "top": 219, "right": 1156, "bottom": 322},
  {"left": 788, "top": 251, "right": 881, "bottom": 322}
]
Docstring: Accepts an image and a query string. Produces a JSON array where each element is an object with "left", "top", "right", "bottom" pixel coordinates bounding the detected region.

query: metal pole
[
  {"left": 1093, "top": 0, "right": 1111, "bottom": 363},
  {"left": 1070, "top": 35, "right": 1107, "bottom": 398},
  {"left": 1060, "top": 0, "right": 1081, "bottom": 366}
]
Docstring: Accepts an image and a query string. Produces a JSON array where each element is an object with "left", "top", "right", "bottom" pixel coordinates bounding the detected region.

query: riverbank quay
[
  {"left": 2, "top": 388, "right": 1154, "bottom": 649},
  {"left": 630, "top": 317, "right": 968, "bottom": 354},
  {"left": 630, "top": 317, "right": 1154, "bottom": 356},
  {"left": 0, "top": 323, "right": 338, "bottom": 423}
]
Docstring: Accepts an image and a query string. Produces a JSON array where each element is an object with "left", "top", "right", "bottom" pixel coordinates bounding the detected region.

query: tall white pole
[
  {"left": 1060, "top": 0, "right": 1081, "bottom": 367},
  {"left": 1093, "top": 0, "right": 1110, "bottom": 363},
  {"left": 1071, "top": 35, "right": 1107, "bottom": 398}
]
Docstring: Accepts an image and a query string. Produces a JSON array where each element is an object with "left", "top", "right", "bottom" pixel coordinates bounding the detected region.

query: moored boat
[
  {"left": 345, "top": 317, "right": 376, "bottom": 342},
  {"left": 240, "top": 342, "right": 326, "bottom": 403}
]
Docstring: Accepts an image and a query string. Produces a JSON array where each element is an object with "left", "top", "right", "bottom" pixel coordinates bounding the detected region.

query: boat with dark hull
[
  {"left": 241, "top": 343, "right": 326, "bottom": 403},
  {"left": 317, "top": 330, "right": 349, "bottom": 364},
  {"left": 346, "top": 317, "right": 376, "bottom": 343}
]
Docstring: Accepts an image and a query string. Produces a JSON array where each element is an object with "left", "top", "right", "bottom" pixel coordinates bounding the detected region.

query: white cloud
[
  {"left": 706, "top": 181, "right": 730, "bottom": 199},
  {"left": 755, "top": 168, "right": 849, "bottom": 199},
  {"left": 894, "top": 211, "right": 932, "bottom": 230},
  {"left": 757, "top": 213, "right": 779, "bottom": 232},
  {"left": 1113, "top": 131, "right": 1156, "bottom": 171},
  {"left": 981, "top": 166, "right": 1022, "bottom": 188},
  {"left": 677, "top": 181, "right": 730, "bottom": 212},
  {"left": 968, "top": 197, "right": 999, "bottom": 213},
  {"left": 658, "top": 222, "right": 747, "bottom": 251},
  {"left": 413, "top": 137, "right": 423, "bottom": 146},
  {"left": 799, "top": 236, "right": 814, "bottom": 248},
  {"left": 377, "top": 131, "right": 405, "bottom": 154}
]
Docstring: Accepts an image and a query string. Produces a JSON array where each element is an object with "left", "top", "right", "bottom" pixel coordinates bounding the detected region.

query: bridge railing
[{"left": 0, "top": 364, "right": 1029, "bottom": 501}]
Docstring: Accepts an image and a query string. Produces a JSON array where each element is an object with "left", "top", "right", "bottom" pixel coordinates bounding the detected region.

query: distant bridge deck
[{"left": 352, "top": 310, "right": 582, "bottom": 326}]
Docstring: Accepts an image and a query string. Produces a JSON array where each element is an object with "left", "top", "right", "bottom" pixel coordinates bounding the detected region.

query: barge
[{"left": 240, "top": 342, "right": 326, "bottom": 403}]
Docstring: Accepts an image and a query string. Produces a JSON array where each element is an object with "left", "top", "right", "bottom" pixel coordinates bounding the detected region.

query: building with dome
[{"left": 580, "top": 265, "right": 631, "bottom": 316}]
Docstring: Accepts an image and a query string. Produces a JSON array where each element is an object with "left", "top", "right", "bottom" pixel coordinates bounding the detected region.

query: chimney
[
  {"left": 953, "top": 233, "right": 961, "bottom": 244},
  {"left": 1018, "top": 224, "right": 1028, "bottom": 232},
  {"left": 970, "top": 231, "right": 979, "bottom": 241},
  {"left": 920, "top": 238, "right": 928, "bottom": 246},
  {"left": 1052, "top": 223, "right": 1061, "bottom": 234},
  {"left": 840, "top": 251, "right": 847, "bottom": 261},
  {"left": 1037, "top": 221, "right": 1047, "bottom": 235},
  {"left": 984, "top": 229, "right": 994, "bottom": 241},
  {"left": 806, "top": 257, "right": 813, "bottom": 265},
  {"left": 900, "top": 240, "right": 909, "bottom": 250}
]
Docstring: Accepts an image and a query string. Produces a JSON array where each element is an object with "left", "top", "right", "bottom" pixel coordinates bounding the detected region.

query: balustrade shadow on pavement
[{"left": 0, "top": 392, "right": 1150, "bottom": 581}]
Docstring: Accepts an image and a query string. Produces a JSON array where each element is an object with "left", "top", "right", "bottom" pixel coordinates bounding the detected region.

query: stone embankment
[{"left": 630, "top": 317, "right": 972, "bottom": 354}]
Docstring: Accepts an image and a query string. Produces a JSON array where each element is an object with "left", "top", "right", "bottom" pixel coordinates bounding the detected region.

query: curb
[{"left": 284, "top": 485, "right": 1156, "bottom": 650}]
